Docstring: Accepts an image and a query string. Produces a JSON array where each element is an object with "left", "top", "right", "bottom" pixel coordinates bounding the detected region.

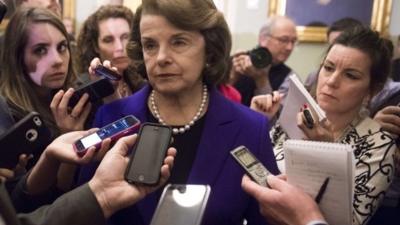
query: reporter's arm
[
  {"left": 25, "top": 130, "right": 109, "bottom": 195},
  {"left": 242, "top": 175, "right": 327, "bottom": 225},
  {"left": 17, "top": 184, "right": 107, "bottom": 225},
  {"left": 88, "top": 134, "right": 176, "bottom": 218}
]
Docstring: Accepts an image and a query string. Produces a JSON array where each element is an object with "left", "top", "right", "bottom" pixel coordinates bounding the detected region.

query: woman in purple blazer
[{"left": 78, "top": 0, "right": 279, "bottom": 224}]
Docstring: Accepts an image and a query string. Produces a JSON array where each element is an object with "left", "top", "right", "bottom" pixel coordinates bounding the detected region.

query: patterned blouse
[{"left": 270, "top": 116, "right": 397, "bottom": 225}]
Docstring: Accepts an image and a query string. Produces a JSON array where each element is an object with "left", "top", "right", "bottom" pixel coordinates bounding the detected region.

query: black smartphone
[
  {"left": 0, "top": 112, "right": 51, "bottom": 169},
  {"left": 73, "top": 115, "right": 141, "bottom": 156},
  {"left": 68, "top": 78, "right": 115, "bottom": 108},
  {"left": 150, "top": 184, "right": 211, "bottom": 225},
  {"left": 230, "top": 145, "right": 271, "bottom": 187},
  {"left": 125, "top": 123, "right": 172, "bottom": 185},
  {"left": 0, "top": 0, "right": 7, "bottom": 24},
  {"left": 94, "top": 65, "right": 122, "bottom": 81},
  {"left": 303, "top": 108, "right": 315, "bottom": 129}
]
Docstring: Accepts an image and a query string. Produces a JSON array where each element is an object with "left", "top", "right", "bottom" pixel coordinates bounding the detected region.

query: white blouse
[{"left": 270, "top": 116, "right": 397, "bottom": 225}]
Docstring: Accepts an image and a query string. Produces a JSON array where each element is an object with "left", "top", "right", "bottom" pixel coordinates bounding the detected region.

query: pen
[{"left": 315, "top": 177, "right": 330, "bottom": 204}]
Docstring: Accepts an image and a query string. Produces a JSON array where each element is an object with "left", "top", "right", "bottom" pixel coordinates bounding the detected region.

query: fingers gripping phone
[
  {"left": 230, "top": 145, "right": 271, "bottom": 187},
  {"left": 125, "top": 123, "right": 172, "bottom": 185},
  {"left": 150, "top": 184, "right": 211, "bottom": 225},
  {"left": 68, "top": 78, "right": 115, "bottom": 108},
  {"left": 73, "top": 115, "right": 140, "bottom": 156},
  {"left": 303, "top": 108, "right": 315, "bottom": 129},
  {"left": 94, "top": 65, "right": 122, "bottom": 81},
  {"left": 0, "top": 112, "right": 51, "bottom": 169}
]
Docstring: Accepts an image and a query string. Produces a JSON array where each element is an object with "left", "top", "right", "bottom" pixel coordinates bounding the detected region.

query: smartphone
[
  {"left": 94, "top": 65, "right": 122, "bottom": 81},
  {"left": 0, "top": 0, "right": 7, "bottom": 24},
  {"left": 125, "top": 123, "right": 172, "bottom": 185},
  {"left": 73, "top": 115, "right": 140, "bottom": 156},
  {"left": 230, "top": 145, "right": 270, "bottom": 187},
  {"left": 150, "top": 184, "right": 211, "bottom": 225},
  {"left": 0, "top": 112, "right": 51, "bottom": 169},
  {"left": 303, "top": 108, "right": 315, "bottom": 129},
  {"left": 68, "top": 78, "right": 115, "bottom": 108}
]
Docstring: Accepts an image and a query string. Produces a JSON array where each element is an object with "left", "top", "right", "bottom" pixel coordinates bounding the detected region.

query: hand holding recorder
[
  {"left": 241, "top": 175, "right": 326, "bottom": 225},
  {"left": 297, "top": 105, "right": 334, "bottom": 142}
]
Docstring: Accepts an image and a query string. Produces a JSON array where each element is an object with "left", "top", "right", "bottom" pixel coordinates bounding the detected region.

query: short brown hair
[{"left": 126, "top": 0, "right": 232, "bottom": 85}]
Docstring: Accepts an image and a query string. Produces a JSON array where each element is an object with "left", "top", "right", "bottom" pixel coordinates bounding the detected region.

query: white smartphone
[{"left": 150, "top": 184, "right": 211, "bottom": 225}]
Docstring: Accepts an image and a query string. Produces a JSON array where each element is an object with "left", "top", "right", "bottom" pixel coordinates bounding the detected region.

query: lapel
[
  {"left": 121, "top": 85, "right": 151, "bottom": 123},
  {"left": 188, "top": 87, "right": 241, "bottom": 185}
]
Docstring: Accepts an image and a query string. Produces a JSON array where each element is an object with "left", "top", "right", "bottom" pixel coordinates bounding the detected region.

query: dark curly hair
[
  {"left": 76, "top": 5, "right": 134, "bottom": 73},
  {"left": 126, "top": 0, "right": 232, "bottom": 86}
]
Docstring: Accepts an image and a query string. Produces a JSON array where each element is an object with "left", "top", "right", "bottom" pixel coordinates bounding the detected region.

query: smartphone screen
[
  {"left": 150, "top": 184, "right": 211, "bottom": 225},
  {"left": 125, "top": 123, "right": 172, "bottom": 185},
  {"left": 74, "top": 115, "right": 140, "bottom": 155}
]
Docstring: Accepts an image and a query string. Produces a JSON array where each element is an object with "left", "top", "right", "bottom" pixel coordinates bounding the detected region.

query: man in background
[{"left": 231, "top": 15, "right": 298, "bottom": 106}]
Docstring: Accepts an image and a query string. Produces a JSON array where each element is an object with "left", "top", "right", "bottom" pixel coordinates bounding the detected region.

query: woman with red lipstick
[
  {"left": 76, "top": 5, "right": 145, "bottom": 98},
  {"left": 254, "top": 26, "right": 396, "bottom": 225}
]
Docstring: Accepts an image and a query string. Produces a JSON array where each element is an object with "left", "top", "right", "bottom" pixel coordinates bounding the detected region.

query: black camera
[{"left": 248, "top": 46, "right": 272, "bottom": 69}]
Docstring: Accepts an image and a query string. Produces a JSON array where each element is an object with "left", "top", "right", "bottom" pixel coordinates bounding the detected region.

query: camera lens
[{"left": 248, "top": 47, "right": 272, "bottom": 69}]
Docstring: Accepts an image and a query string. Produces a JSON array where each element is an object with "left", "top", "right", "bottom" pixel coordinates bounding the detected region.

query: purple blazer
[{"left": 79, "top": 85, "right": 279, "bottom": 225}]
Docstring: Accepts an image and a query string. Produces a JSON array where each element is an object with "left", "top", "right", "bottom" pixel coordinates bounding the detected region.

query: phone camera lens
[
  {"left": 26, "top": 129, "right": 38, "bottom": 142},
  {"left": 33, "top": 116, "right": 42, "bottom": 126}
]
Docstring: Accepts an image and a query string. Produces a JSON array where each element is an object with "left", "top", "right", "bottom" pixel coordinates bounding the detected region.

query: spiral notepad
[
  {"left": 283, "top": 140, "right": 354, "bottom": 225},
  {"left": 278, "top": 75, "right": 326, "bottom": 139}
]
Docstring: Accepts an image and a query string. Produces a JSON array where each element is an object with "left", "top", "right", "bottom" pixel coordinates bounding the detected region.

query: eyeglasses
[{"left": 268, "top": 35, "right": 298, "bottom": 46}]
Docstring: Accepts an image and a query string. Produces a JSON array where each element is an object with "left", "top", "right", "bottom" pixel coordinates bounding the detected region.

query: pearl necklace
[{"left": 150, "top": 85, "right": 208, "bottom": 135}]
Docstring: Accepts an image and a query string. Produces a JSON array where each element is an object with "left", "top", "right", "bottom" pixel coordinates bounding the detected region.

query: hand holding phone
[
  {"left": 150, "top": 184, "right": 211, "bottom": 225},
  {"left": 68, "top": 78, "right": 115, "bottom": 108},
  {"left": 125, "top": 123, "right": 172, "bottom": 185},
  {"left": 94, "top": 64, "right": 122, "bottom": 81},
  {"left": 230, "top": 145, "right": 271, "bottom": 187},
  {"left": 73, "top": 115, "right": 140, "bottom": 156},
  {"left": 0, "top": 112, "right": 51, "bottom": 169},
  {"left": 303, "top": 107, "right": 315, "bottom": 129}
]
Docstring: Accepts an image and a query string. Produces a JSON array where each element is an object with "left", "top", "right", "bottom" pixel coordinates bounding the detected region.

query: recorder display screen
[{"left": 234, "top": 148, "right": 258, "bottom": 168}]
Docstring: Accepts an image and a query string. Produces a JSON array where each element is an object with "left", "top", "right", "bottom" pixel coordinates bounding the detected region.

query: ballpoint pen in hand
[{"left": 315, "top": 177, "right": 330, "bottom": 204}]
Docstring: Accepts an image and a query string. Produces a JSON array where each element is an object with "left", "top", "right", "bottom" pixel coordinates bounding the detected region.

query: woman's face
[
  {"left": 97, "top": 18, "right": 130, "bottom": 72},
  {"left": 24, "top": 22, "right": 70, "bottom": 89},
  {"left": 316, "top": 44, "right": 371, "bottom": 115},
  {"left": 140, "top": 14, "right": 206, "bottom": 94}
]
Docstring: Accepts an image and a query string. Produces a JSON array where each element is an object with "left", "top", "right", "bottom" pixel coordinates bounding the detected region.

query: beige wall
[
  {"left": 73, "top": 0, "right": 400, "bottom": 81},
  {"left": 226, "top": 0, "right": 400, "bottom": 81}
]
